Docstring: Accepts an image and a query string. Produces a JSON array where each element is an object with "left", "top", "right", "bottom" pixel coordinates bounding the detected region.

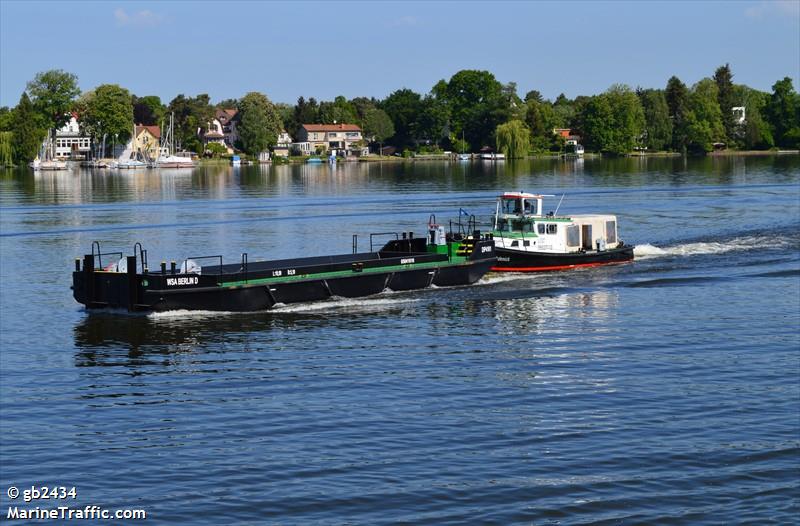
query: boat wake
[
  {"left": 148, "top": 309, "right": 246, "bottom": 319},
  {"left": 270, "top": 296, "right": 420, "bottom": 314},
  {"left": 634, "top": 234, "right": 793, "bottom": 260}
]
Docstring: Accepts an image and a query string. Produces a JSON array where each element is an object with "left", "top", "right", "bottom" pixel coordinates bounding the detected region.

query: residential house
[
  {"left": 273, "top": 130, "right": 292, "bottom": 158},
  {"left": 203, "top": 120, "right": 228, "bottom": 152},
  {"left": 203, "top": 108, "right": 239, "bottom": 153},
  {"left": 296, "top": 123, "right": 363, "bottom": 155},
  {"left": 55, "top": 113, "right": 91, "bottom": 159},
  {"left": 134, "top": 125, "right": 161, "bottom": 161}
]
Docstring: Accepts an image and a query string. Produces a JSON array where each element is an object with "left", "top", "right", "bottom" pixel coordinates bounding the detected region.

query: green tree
[
  {"left": 637, "top": 88, "right": 672, "bottom": 151},
  {"left": 732, "top": 86, "right": 773, "bottom": 149},
  {"left": 319, "top": 96, "right": 358, "bottom": 124},
  {"left": 350, "top": 96, "right": 379, "bottom": 122},
  {"left": 524, "top": 90, "right": 544, "bottom": 104},
  {"left": 0, "top": 106, "right": 14, "bottom": 131},
  {"left": 205, "top": 142, "right": 227, "bottom": 157},
  {"left": 766, "top": 77, "right": 800, "bottom": 148},
  {"left": 83, "top": 84, "right": 134, "bottom": 143},
  {"left": 666, "top": 76, "right": 690, "bottom": 151},
  {"left": 714, "top": 64, "right": 736, "bottom": 143},
  {"left": 133, "top": 95, "right": 165, "bottom": 126},
  {"left": 362, "top": 107, "right": 395, "bottom": 154},
  {"left": 525, "top": 99, "right": 557, "bottom": 151},
  {"left": 685, "top": 78, "right": 726, "bottom": 153},
  {"left": 26, "top": 70, "right": 80, "bottom": 132},
  {"left": 580, "top": 85, "right": 644, "bottom": 155},
  {"left": 416, "top": 87, "right": 450, "bottom": 148},
  {"left": 581, "top": 95, "right": 613, "bottom": 152},
  {"left": 445, "top": 69, "right": 508, "bottom": 150},
  {"left": 495, "top": 120, "right": 531, "bottom": 158},
  {"left": 381, "top": 88, "right": 422, "bottom": 148},
  {"left": 25, "top": 69, "right": 80, "bottom": 156},
  {"left": 274, "top": 102, "right": 293, "bottom": 132},
  {"left": 168, "top": 94, "right": 214, "bottom": 153},
  {"left": 236, "top": 92, "right": 282, "bottom": 156},
  {"left": 552, "top": 93, "right": 576, "bottom": 128},
  {"left": 290, "top": 96, "right": 320, "bottom": 137},
  {"left": 216, "top": 98, "right": 239, "bottom": 110},
  {"left": 0, "top": 132, "right": 12, "bottom": 166},
  {"left": 11, "top": 92, "right": 45, "bottom": 163}
]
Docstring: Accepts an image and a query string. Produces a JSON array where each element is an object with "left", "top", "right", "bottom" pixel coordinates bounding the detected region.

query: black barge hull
[
  {"left": 73, "top": 237, "right": 495, "bottom": 313},
  {"left": 492, "top": 245, "right": 634, "bottom": 272}
]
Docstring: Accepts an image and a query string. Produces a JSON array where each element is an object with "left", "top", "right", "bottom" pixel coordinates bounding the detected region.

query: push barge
[
  {"left": 72, "top": 219, "right": 495, "bottom": 312},
  {"left": 491, "top": 192, "right": 634, "bottom": 272}
]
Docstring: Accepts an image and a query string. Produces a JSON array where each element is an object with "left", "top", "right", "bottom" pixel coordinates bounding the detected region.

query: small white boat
[{"left": 480, "top": 153, "right": 505, "bottom": 161}]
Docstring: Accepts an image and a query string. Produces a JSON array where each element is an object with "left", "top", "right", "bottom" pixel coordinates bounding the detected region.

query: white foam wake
[
  {"left": 270, "top": 296, "right": 419, "bottom": 313},
  {"left": 634, "top": 235, "right": 783, "bottom": 259}
]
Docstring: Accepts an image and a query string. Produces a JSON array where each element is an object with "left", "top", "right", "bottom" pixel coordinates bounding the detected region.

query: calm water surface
[{"left": 1, "top": 157, "right": 799, "bottom": 524}]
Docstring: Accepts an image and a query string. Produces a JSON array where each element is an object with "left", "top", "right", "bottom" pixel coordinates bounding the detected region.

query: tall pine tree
[
  {"left": 11, "top": 93, "right": 44, "bottom": 163},
  {"left": 666, "top": 76, "right": 689, "bottom": 152},
  {"left": 714, "top": 64, "right": 735, "bottom": 143}
]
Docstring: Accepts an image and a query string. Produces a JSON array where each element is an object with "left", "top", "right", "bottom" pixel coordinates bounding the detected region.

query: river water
[{"left": 1, "top": 156, "right": 798, "bottom": 524}]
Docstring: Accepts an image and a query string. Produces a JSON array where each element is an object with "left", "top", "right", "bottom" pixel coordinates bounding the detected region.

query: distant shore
[{"left": 188, "top": 149, "right": 800, "bottom": 166}]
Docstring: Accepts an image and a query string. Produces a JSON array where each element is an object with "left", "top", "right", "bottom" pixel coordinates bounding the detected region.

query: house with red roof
[
  {"left": 134, "top": 124, "right": 161, "bottom": 161},
  {"left": 295, "top": 123, "right": 363, "bottom": 155}
]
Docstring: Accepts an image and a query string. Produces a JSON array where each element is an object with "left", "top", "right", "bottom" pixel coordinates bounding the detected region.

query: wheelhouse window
[
  {"left": 510, "top": 240, "right": 518, "bottom": 247},
  {"left": 566, "top": 225, "right": 580, "bottom": 246},
  {"left": 501, "top": 198, "right": 523, "bottom": 215},
  {"left": 537, "top": 223, "right": 545, "bottom": 234},
  {"left": 606, "top": 221, "right": 617, "bottom": 243},
  {"left": 512, "top": 220, "right": 534, "bottom": 232},
  {"left": 546, "top": 224, "right": 557, "bottom": 235}
]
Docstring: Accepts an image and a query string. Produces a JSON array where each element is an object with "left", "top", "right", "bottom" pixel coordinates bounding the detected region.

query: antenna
[{"left": 553, "top": 194, "right": 565, "bottom": 216}]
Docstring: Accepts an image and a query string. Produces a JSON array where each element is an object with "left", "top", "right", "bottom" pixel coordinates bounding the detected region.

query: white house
[{"left": 55, "top": 113, "right": 91, "bottom": 159}]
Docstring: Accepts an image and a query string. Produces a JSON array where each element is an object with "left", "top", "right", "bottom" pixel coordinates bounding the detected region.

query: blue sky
[{"left": 1, "top": 0, "right": 798, "bottom": 107}]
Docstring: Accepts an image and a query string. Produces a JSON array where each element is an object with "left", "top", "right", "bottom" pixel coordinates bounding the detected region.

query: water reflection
[
  {"left": 3, "top": 155, "right": 796, "bottom": 209},
  {"left": 491, "top": 289, "right": 619, "bottom": 337}
]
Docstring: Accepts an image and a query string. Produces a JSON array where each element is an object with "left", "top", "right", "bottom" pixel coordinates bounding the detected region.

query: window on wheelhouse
[
  {"left": 606, "top": 221, "right": 617, "bottom": 243},
  {"left": 566, "top": 225, "right": 580, "bottom": 247},
  {"left": 496, "top": 218, "right": 513, "bottom": 232},
  {"left": 501, "top": 198, "right": 523, "bottom": 215},
  {"left": 546, "top": 224, "right": 557, "bottom": 235},
  {"left": 512, "top": 220, "right": 535, "bottom": 232},
  {"left": 537, "top": 223, "right": 545, "bottom": 234}
]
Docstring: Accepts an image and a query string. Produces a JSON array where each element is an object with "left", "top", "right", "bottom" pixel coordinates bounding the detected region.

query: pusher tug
[
  {"left": 491, "top": 192, "right": 634, "bottom": 272},
  {"left": 72, "top": 217, "right": 496, "bottom": 313}
]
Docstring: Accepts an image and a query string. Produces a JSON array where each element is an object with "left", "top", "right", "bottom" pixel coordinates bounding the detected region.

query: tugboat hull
[{"left": 492, "top": 245, "right": 633, "bottom": 272}]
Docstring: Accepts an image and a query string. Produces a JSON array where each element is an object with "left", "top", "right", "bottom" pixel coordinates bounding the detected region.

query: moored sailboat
[
  {"left": 155, "top": 113, "right": 195, "bottom": 168},
  {"left": 29, "top": 132, "right": 68, "bottom": 171}
]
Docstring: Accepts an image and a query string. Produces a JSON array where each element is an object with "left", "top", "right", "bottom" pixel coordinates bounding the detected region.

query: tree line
[{"left": 0, "top": 64, "right": 797, "bottom": 165}]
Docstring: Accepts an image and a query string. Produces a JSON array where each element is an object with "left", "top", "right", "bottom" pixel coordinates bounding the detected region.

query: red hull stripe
[{"left": 491, "top": 260, "right": 632, "bottom": 272}]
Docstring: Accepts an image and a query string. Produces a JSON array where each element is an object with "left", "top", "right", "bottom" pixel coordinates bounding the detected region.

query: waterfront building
[
  {"left": 134, "top": 125, "right": 161, "bottom": 161},
  {"left": 273, "top": 130, "right": 292, "bottom": 157},
  {"left": 203, "top": 109, "right": 238, "bottom": 153},
  {"left": 296, "top": 123, "right": 363, "bottom": 155},
  {"left": 55, "top": 113, "right": 90, "bottom": 159}
]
